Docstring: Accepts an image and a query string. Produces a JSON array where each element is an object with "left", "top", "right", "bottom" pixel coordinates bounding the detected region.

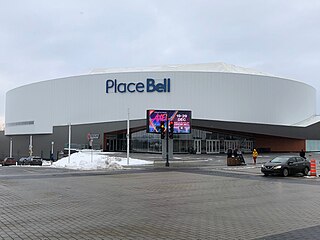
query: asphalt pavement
[{"left": 1, "top": 152, "right": 320, "bottom": 239}]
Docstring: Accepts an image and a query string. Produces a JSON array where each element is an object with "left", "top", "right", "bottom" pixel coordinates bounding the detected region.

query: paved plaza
[{"left": 1, "top": 153, "right": 320, "bottom": 239}]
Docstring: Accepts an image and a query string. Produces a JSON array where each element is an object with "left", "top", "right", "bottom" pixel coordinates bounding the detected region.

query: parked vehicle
[
  {"left": 261, "top": 155, "right": 310, "bottom": 177},
  {"left": 2, "top": 157, "right": 16, "bottom": 166},
  {"left": 25, "top": 156, "right": 43, "bottom": 166},
  {"left": 17, "top": 157, "right": 28, "bottom": 165},
  {"left": 0, "top": 159, "right": 3, "bottom": 165},
  {"left": 17, "top": 156, "right": 42, "bottom": 166}
]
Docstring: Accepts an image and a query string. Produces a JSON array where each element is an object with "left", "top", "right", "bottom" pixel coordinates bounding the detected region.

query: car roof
[{"left": 274, "top": 155, "right": 301, "bottom": 158}]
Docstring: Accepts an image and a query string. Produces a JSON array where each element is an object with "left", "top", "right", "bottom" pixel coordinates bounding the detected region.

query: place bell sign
[{"left": 106, "top": 78, "right": 171, "bottom": 94}]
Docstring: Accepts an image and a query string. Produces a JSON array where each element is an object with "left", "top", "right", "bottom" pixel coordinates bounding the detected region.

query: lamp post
[
  {"left": 68, "top": 123, "right": 71, "bottom": 164},
  {"left": 9, "top": 138, "right": 13, "bottom": 158},
  {"left": 165, "top": 117, "right": 169, "bottom": 167},
  {"left": 29, "top": 135, "right": 33, "bottom": 157},
  {"left": 127, "top": 108, "right": 130, "bottom": 165},
  {"left": 90, "top": 138, "right": 93, "bottom": 163},
  {"left": 51, "top": 141, "right": 54, "bottom": 161}
]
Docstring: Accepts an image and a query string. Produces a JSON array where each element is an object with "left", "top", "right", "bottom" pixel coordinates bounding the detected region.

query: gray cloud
[{"left": 1, "top": 0, "right": 320, "bottom": 121}]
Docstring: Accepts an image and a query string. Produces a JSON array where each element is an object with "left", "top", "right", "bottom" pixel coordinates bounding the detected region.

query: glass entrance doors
[
  {"left": 206, "top": 140, "right": 220, "bottom": 154},
  {"left": 109, "top": 138, "right": 117, "bottom": 151},
  {"left": 241, "top": 140, "right": 254, "bottom": 153},
  {"left": 224, "top": 140, "right": 239, "bottom": 153},
  {"left": 105, "top": 128, "right": 254, "bottom": 154}
]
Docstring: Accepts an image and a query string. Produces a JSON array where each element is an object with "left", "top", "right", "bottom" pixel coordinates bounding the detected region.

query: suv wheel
[
  {"left": 282, "top": 168, "right": 289, "bottom": 177},
  {"left": 303, "top": 167, "right": 309, "bottom": 176}
]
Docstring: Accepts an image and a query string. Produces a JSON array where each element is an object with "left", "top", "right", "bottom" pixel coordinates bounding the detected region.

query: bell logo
[{"left": 106, "top": 78, "right": 171, "bottom": 94}]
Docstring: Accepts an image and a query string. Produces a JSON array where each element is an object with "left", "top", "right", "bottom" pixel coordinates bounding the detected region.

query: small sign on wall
[{"left": 87, "top": 133, "right": 100, "bottom": 140}]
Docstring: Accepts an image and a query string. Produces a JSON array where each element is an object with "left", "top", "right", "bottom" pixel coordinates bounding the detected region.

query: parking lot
[{"left": 1, "top": 153, "right": 320, "bottom": 239}]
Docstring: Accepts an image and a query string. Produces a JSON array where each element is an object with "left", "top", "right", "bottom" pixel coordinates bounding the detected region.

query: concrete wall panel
[{"left": 5, "top": 71, "right": 316, "bottom": 135}]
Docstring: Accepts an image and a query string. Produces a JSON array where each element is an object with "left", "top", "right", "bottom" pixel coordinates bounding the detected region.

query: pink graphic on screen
[{"left": 147, "top": 110, "right": 191, "bottom": 134}]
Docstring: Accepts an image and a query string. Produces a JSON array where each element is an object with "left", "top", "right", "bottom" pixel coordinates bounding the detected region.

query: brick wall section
[{"left": 255, "top": 136, "right": 305, "bottom": 152}]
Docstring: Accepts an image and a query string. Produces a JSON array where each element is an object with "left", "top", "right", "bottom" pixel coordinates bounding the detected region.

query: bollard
[{"left": 310, "top": 159, "right": 317, "bottom": 177}]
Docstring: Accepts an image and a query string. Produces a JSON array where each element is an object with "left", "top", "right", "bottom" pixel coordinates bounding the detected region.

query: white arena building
[{"left": 2, "top": 63, "right": 320, "bottom": 159}]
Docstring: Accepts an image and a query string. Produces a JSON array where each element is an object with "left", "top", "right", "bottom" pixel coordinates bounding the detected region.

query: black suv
[{"left": 261, "top": 156, "right": 310, "bottom": 177}]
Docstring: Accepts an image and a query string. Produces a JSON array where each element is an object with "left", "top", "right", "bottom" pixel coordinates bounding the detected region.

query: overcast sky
[{"left": 1, "top": 0, "right": 320, "bottom": 124}]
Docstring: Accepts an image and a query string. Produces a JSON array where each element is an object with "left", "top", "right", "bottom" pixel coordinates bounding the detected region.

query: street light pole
[
  {"left": 166, "top": 117, "right": 169, "bottom": 167},
  {"left": 29, "top": 135, "right": 33, "bottom": 157},
  {"left": 9, "top": 138, "right": 13, "bottom": 158},
  {"left": 127, "top": 108, "right": 130, "bottom": 165},
  {"left": 68, "top": 123, "right": 71, "bottom": 164},
  {"left": 91, "top": 139, "right": 93, "bottom": 163},
  {"left": 51, "top": 141, "right": 54, "bottom": 160}
]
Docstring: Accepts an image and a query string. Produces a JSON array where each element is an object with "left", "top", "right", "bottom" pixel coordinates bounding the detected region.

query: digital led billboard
[{"left": 146, "top": 110, "right": 191, "bottom": 134}]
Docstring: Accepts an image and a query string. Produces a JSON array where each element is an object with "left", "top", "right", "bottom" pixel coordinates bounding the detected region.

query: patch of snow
[{"left": 51, "top": 151, "right": 153, "bottom": 170}]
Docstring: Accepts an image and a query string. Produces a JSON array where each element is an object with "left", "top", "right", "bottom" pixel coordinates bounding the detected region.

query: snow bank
[{"left": 51, "top": 151, "right": 153, "bottom": 170}]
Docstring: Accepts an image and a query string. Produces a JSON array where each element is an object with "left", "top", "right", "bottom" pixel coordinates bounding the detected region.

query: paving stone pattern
[{"left": 1, "top": 166, "right": 320, "bottom": 239}]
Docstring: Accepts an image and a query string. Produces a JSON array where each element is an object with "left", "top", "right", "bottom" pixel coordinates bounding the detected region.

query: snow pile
[{"left": 52, "top": 151, "right": 152, "bottom": 170}]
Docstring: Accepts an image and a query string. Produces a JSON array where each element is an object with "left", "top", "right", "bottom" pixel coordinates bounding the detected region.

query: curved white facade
[{"left": 5, "top": 63, "right": 316, "bottom": 135}]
